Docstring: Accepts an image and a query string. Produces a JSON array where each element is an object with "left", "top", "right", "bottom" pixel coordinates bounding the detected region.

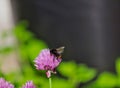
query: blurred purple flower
[
  {"left": 34, "top": 49, "right": 62, "bottom": 78},
  {"left": 22, "top": 81, "right": 36, "bottom": 88},
  {"left": 0, "top": 78, "right": 14, "bottom": 88}
]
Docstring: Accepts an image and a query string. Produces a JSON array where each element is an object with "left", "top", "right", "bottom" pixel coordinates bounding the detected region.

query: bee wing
[{"left": 56, "top": 46, "right": 65, "bottom": 54}]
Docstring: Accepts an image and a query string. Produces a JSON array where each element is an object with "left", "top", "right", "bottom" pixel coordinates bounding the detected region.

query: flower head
[
  {"left": 22, "top": 81, "right": 36, "bottom": 88},
  {"left": 34, "top": 48, "right": 62, "bottom": 78},
  {"left": 0, "top": 78, "right": 14, "bottom": 88}
]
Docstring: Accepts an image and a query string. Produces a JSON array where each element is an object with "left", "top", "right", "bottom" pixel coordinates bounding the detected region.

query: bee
[{"left": 50, "top": 46, "right": 65, "bottom": 58}]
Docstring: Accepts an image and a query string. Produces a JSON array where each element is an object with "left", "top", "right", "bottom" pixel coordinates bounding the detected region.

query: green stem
[{"left": 49, "top": 77, "right": 52, "bottom": 88}]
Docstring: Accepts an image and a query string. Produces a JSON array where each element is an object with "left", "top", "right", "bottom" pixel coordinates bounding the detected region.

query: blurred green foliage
[
  {"left": 1, "top": 21, "right": 120, "bottom": 88},
  {"left": 83, "top": 57, "right": 120, "bottom": 88}
]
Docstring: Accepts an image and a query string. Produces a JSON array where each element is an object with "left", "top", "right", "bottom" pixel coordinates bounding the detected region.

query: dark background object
[{"left": 14, "top": 0, "right": 120, "bottom": 72}]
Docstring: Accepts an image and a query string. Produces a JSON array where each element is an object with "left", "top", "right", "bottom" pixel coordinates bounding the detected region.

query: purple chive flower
[
  {"left": 22, "top": 81, "right": 36, "bottom": 88},
  {"left": 0, "top": 78, "right": 14, "bottom": 88},
  {"left": 34, "top": 49, "right": 62, "bottom": 78}
]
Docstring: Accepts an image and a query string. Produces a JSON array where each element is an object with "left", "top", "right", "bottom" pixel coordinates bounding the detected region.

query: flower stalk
[{"left": 49, "top": 77, "right": 52, "bottom": 88}]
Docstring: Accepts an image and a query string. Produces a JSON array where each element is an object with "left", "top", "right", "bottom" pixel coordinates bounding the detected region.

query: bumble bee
[{"left": 50, "top": 46, "right": 65, "bottom": 58}]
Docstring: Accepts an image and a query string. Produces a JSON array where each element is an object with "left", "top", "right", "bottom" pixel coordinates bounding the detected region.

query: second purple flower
[
  {"left": 22, "top": 81, "right": 36, "bottom": 88},
  {"left": 0, "top": 78, "right": 14, "bottom": 88}
]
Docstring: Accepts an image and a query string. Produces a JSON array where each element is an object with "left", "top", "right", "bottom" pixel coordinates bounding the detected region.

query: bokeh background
[{"left": 0, "top": 0, "right": 120, "bottom": 88}]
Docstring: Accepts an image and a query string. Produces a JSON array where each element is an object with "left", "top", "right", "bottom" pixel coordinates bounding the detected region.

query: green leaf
[
  {"left": 58, "top": 61, "right": 77, "bottom": 78},
  {"left": 116, "top": 58, "right": 120, "bottom": 76},
  {"left": 96, "top": 72, "right": 117, "bottom": 87},
  {"left": 76, "top": 64, "right": 97, "bottom": 83},
  {"left": 13, "top": 21, "right": 33, "bottom": 42},
  {"left": 26, "top": 39, "right": 47, "bottom": 61}
]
